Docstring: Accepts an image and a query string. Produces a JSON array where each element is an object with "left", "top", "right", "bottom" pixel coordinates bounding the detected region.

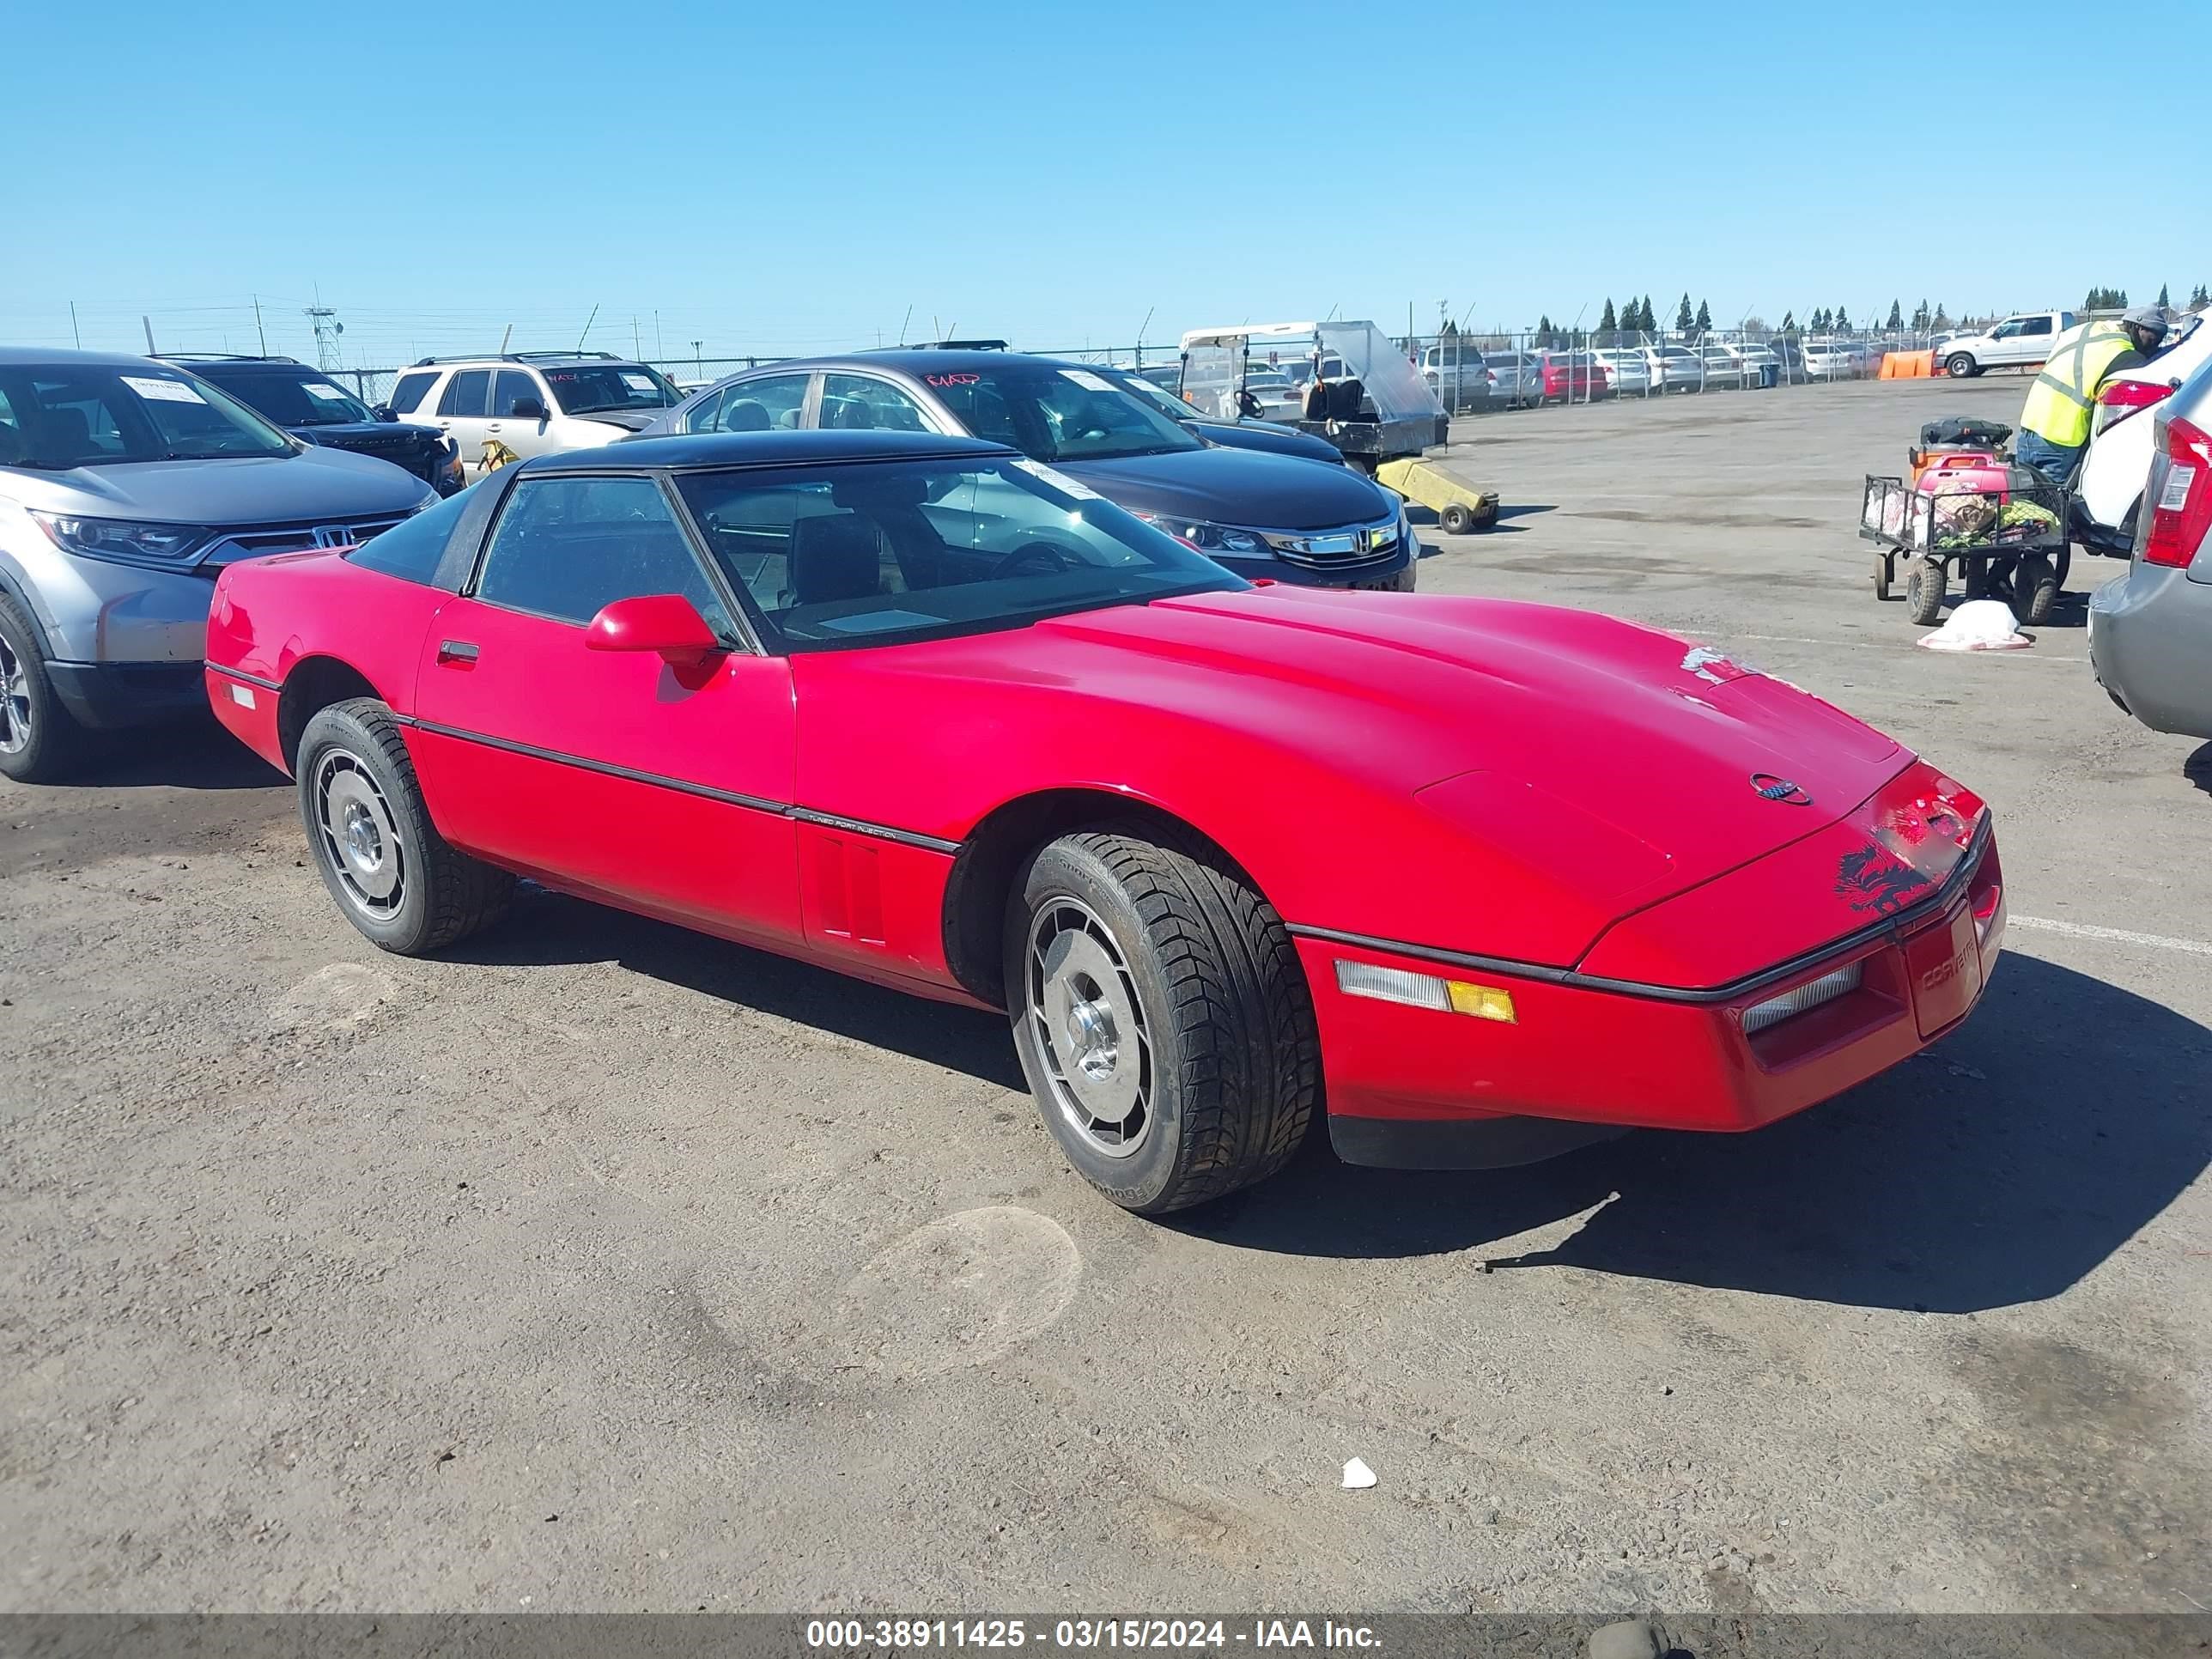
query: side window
[
  {"left": 492, "top": 370, "right": 544, "bottom": 417},
  {"left": 438, "top": 369, "right": 490, "bottom": 417},
  {"left": 819, "top": 374, "right": 932, "bottom": 433},
  {"left": 2020, "top": 316, "right": 2052, "bottom": 337},
  {"left": 0, "top": 386, "right": 19, "bottom": 465},
  {"left": 710, "top": 372, "right": 810, "bottom": 433},
  {"left": 680, "top": 389, "right": 726, "bottom": 434},
  {"left": 1992, "top": 320, "right": 2022, "bottom": 339},
  {"left": 474, "top": 475, "right": 734, "bottom": 635},
  {"left": 387, "top": 371, "right": 437, "bottom": 416}
]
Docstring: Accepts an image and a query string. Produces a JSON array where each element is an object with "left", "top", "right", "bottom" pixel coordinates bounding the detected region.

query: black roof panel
[{"left": 526, "top": 428, "right": 1015, "bottom": 472}]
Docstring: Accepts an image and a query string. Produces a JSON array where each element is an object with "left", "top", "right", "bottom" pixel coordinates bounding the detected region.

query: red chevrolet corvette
[{"left": 204, "top": 430, "right": 2003, "bottom": 1214}]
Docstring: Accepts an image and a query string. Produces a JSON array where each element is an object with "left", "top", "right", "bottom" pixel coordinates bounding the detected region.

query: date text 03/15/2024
[{"left": 802, "top": 1620, "right": 1382, "bottom": 1650}]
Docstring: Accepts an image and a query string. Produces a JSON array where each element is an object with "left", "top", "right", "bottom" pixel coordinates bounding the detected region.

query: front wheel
[
  {"left": 1440, "top": 501, "right": 1476, "bottom": 535},
  {"left": 1006, "top": 823, "right": 1318, "bottom": 1215},
  {"left": 1945, "top": 353, "right": 1978, "bottom": 379},
  {"left": 0, "top": 594, "right": 80, "bottom": 785},
  {"left": 295, "top": 697, "right": 514, "bottom": 955}
]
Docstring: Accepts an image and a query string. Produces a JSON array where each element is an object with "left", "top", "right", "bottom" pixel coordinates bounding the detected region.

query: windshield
[
  {"left": 202, "top": 367, "right": 376, "bottom": 428},
  {"left": 1108, "top": 370, "right": 1203, "bottom": 424},
  {"left": 927, "top": 362, "right": 1202, "bottom": 460},
  {"left": 0, "top": 364, "right": 295, "bottom": 467},
  {"left": 542, "top": 363, "right": 679, "bottom": 416},
  {"left": 674, "top": 455, "right": 1238, "bottom": 653}
]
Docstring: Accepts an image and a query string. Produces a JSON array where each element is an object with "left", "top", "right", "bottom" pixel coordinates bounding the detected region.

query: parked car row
[
  {"left": 0, "top": 341, "right": 1418, "bottom": 783},
  {"left": 1415, "top": 338, "right": 1815, "bottom": 410}
]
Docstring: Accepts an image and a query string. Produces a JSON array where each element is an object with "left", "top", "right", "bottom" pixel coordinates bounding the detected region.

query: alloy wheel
[
  {"left": 1025, "top": 896, "right": 1155, "bottom": 1158},
  {"left": 313, "top": 747, "right": 406, "bottom": 919},
  {"left": 0, "top": 634, "right": 31, "bottom": 756}
]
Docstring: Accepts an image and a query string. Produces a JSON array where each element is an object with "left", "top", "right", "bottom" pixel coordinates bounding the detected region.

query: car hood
[
  {"left": 1182, "top": 417, "right": 1346, "bottom": 465},
  {"left": 1056, "top": 445, "right": 1394, "bottom": 531},
  {"left": 12, "top": 444, "right": 433, "bottom": 524},
  {"left": 569, "top": 410, "right": 665, "bottom": 433},
  {"left": 852, "top": 587, "right": 1905, "bottom": 906}
]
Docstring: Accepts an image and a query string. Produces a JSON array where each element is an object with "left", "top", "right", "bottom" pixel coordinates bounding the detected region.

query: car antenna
[
  {"left": 498, "top": 323, "right": 514, "bottom": 355},
  {"left": 576, "top": 304, "right": 599, "bottom": 354},
  {"left": 898, "top": 304, "right": 914, "bottom": 347}
]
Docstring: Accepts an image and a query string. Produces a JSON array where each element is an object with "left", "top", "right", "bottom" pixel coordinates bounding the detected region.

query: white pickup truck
[{"left": 1939, "top": 310, "right": 2078, "bottom": 378}]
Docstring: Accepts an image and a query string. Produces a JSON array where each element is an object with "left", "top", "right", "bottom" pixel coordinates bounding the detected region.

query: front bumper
[
  {"left": 48, "top": 660, "right": 210, "bottom": 730},
  {"left": 1303, "top": 824, "right": 2005, "bottom": 1169}
]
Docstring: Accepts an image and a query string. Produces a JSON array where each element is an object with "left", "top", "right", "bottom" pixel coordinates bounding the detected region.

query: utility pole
[
  {"left": 253, "top": 295, "right": 268, "bottom": 355},
  {"left": 692, "top": 340, "right": 702, "bottom": 376},
  {"left": 633, "top": 317, "right": 641, "bottom": 359},
  {"left": 69, "top": 301, "right": 80, "bottom": 349},
  {"left": 143, "top": 315, "right": 156, "bottom": 354}
]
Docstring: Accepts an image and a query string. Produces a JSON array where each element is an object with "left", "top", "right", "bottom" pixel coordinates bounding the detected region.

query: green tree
[
  {"left": 1933, "top": 302, "right": 1951, "bottom": 328},
  {"left": 2158, "top": 283, "right": 2170, "bottom": 308},
  {"left": 1597, "top": 298, "right": 1617, "bottom": 342},
  {"left": 2193, "top": 284, "right": 2209, "bottom": 307},
  {"left": 1835, "top": 305, "right": 1851, "bottom": 331},
  {"left": 1911, "top": 299, "right": 1930, "bottom": 331},
  {"left": 1676, "top": 293, "right": 1694, "bottom": 332},
  {"left": 1780, "top": 310, "right": 1796, "bottom": 333},
  {"left": 1693, "top": 299, "right": 1711, "bottom": 337},
  {"left": 1886, "top": 299, "right": 1904, "bottom": 330},
  {"left": 1535, "top": 314, "right": 1555, "bottom": 348},
  {"left": 1635, "top": 295, "right": 1652, "bottom": 335}
]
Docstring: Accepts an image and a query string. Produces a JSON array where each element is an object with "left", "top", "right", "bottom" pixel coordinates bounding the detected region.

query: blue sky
[{"left": 3, "top": 0, "right": 2203, "bottom": 369}]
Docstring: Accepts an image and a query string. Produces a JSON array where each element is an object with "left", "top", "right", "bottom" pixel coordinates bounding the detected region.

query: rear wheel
[
  {"left": 1906, "top": 557, "right": 1948, "bottom": 625},
  {"left": 1006, "top": 823, "right": 1318, "bottom": 1215},
  {"left": 295, "top": 697, "right": 514, "bottom": 955},
  {"left": 0, "top": 594, "right": 78, "bottom": 785},
  {"left": 1440, "top": 501, "right": 1476, "bottom": 535},
  {"left": 1945, "top": 353, "right": 1978, "bottom": 379}
]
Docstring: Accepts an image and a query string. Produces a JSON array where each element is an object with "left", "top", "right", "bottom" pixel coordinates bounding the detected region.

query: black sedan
[{"left": 635, "top": 349, "right": 1415, "bottom": 590}]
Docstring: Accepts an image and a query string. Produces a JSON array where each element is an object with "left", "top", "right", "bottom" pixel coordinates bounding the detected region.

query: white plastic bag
[{"left": 1918, "top": 597, "right": 2031, "bottom": 652}]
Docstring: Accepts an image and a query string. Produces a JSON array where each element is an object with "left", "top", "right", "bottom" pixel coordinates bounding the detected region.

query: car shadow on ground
[
  {"left": 2185, "top": 743, "right": 2212, "bottom": 798},
  {"left": 1174, "top": 952, "right": 2212, "bottom": 1313},
  {"left": 59, "top": 716, "right": 285, "bottom": 791},
  {"left": 448, "top": 888, "right": 1028, "bottom": 1091},
  {"left": 464, "top": 896, "right": 2207, "bottom": 1315}
]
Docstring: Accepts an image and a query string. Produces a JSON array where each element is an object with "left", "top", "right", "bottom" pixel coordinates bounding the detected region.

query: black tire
[
  {"left": 0, "top": 593, "right": 81, "bottom": 785},
  {"left": 1945, "top": 353, "right": 1978, "bottom": 379},
  {"left": 1874, "top": 556, "right": 1893, "bottom": 601},
  {"left": 1005, "top": 822, "right": 1318, "bottom": 1215},
  {"left": 295, "top": 697, "right": 513, "bottom": 955},
  {"left": 1906, "top": 557, "right": 1948, "bottom": 625},
  {"left": 2012, "top": 550, "right": 2058, "bottom": 626},
  {"left": 1440, "top": 501, "right": 1476, "bottom": 535}
]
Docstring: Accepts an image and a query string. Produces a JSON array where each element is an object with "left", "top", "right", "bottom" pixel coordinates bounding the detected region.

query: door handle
[
  {"left": 486, "top": 422, "right": 502, "bottom": 432},
  {"left": 436, "top": 640, "right": 479, "bottom": 664}
]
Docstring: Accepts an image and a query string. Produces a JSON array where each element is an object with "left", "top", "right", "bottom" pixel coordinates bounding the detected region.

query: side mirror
[
  {"left": 373, "top": 405, "right": 397, "bottom": 422},
  {"left": 585, "top": 594, "right": 723, "bottom": 665},
  {"left": 512, "top": 396, "right": 549, "bottom": 422}
]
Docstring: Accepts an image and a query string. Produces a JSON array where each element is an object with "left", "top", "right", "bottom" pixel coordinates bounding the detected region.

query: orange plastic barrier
[{"left": 1879, "top": 349, "right": 1935, "bottom": 379}]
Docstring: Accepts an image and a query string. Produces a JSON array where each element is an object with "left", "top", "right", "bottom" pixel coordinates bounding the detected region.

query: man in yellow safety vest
[{"left": 2014, "top": 305, "right": 2170, "bottom": 484}]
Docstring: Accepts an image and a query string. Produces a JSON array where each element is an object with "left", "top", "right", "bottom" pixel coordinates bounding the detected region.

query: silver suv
[
  {"left": 0, "top": 348, "right": 436, "bottom": 782},
  {"left": 380, "top": 351, "right": 684, "bottom": 481}
]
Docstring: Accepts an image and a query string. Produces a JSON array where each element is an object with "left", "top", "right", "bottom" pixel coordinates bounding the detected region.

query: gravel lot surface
[{"left": 4, "top": 378, "right": 2208, "bottom": 1617}]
